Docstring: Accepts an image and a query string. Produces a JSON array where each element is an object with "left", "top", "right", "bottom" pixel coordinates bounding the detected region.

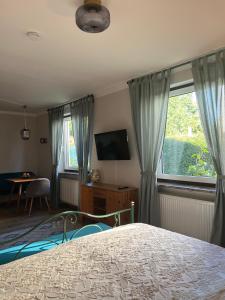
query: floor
[
  {"left": 0, "top": 198, "right": 82, "bottom": 252},
  {"left": 0, "top": 197, "right": 72, "bottom": 234},
  {"left": 0, "top": 195, "right": 107, "bottom": 254},
  {"left": 0, "top": 198, "right": 110, "bottom": 265}
]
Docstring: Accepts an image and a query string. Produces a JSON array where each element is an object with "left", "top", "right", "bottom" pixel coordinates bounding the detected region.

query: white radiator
[
  {"left": 160, "top": 194, "right": 215, "bottom": 242},
  {"left": 60, "top": 178, "right": 80, "bottom": 207}
]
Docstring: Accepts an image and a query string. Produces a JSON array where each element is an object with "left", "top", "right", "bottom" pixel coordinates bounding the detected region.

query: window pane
[
  {"left": 64, "top": 119, "right": 78, "bottom": 170},
  {"left": 162, "top": 92, "right": 216, "bottom": 177}
]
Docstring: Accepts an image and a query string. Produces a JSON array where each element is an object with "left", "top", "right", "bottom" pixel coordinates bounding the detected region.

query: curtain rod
[
  {"left": 47, "top": 94, "right": 94, "bottom": 112},
  {"left": 127, "top": 45, "right": 225, "bottom": 83}
]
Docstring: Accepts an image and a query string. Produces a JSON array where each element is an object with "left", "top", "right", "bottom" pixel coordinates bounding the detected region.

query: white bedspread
[{"left": 0, "top": 223, "right": 225, "bottom": 299}]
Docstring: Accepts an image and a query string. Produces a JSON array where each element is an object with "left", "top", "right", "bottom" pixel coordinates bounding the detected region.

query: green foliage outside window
[
  {"left": 162, "top": 93, "right": 216, "bottom": 177},
  {"left": 68, "top": 120, "right": 77, "bottom": 168}
]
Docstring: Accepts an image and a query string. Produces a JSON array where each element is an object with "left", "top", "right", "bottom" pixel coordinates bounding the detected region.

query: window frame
[
  {"left": 157, "top": 83, "right": 216, "bottom": 184},
  {"left": 63, "top": 115, "right": 79, "bottom": 172}
]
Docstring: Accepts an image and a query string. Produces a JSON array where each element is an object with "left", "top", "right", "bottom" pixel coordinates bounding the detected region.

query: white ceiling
[{"left": 0, "top": 0, "right": 225, "bottom": 112}]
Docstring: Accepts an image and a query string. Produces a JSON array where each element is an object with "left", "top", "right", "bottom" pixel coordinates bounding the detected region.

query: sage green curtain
[
  {"left": 128, "top": 70, "right": 171, "bottom": 226},
  {"left": 70, "top": 95, "right": 94, "bottom": 183},
  {"left": 48, "top": 106, "right": 64, "bottom": 208},
  {"left": 192, "top": 51, "right": 225, "bottom": 247}
]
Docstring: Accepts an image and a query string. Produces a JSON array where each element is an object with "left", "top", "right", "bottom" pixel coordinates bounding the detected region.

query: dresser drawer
[
  {"left": 93, "top": 188, "right": 107, "bottom": 198},
  {"left": 107, "top": 193, "right": 121, "bottom": 211},
  {"left": 80, "top": 183, "right": 138, "bottom": 226}
]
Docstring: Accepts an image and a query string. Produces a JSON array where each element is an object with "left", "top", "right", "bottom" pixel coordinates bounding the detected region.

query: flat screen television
[{"left": 95, "top": 129, "right": 130, "bottom": 160}]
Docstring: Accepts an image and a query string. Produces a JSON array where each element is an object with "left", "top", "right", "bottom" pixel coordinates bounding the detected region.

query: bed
[{"left": 1, "top": 223, "right": 225, "bottom": 299}]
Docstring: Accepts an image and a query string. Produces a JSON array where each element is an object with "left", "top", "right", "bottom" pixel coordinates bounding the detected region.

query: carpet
[{"left": 0, "top": 222, "right": 111, "bottom": 265}]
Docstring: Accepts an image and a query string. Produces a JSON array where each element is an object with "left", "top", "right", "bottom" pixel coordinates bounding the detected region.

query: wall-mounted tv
[{"left": 94, "top": 129, "right": 130, "bottom": 160}]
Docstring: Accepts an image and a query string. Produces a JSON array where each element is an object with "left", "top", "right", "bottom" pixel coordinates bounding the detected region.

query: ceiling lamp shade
[{"left": 76, "top": 0, "right": 110, "bottom": 33}]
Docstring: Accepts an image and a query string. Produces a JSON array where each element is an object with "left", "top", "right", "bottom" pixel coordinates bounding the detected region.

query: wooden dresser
[{"left": 80, "top": 183, "right": 138, "bottom": 225}]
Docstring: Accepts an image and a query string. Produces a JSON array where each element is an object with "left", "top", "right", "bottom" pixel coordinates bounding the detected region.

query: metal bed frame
[{"left": 0, "top": 202, "right": 135, "bottom": 262}]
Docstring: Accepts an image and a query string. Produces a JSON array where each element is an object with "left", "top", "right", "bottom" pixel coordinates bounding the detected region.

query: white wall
[
  {"left": 0, "top": 113, "right": 38, "bottom": 174},
  {"left": 0, "top": 65, "right": 194, "bottom": 185},
  {"left": 7, "top": 65, "right": 191, "bottom": 185},
  {"left": 0, "top": 112, "right": 52, "bottom": 178},
  {"left": 36, "top": 113, "right": 51, "bottom": 178},
  {"left": 91, "top": 89, "right": 140, "bottom": 188},
  {"left": 34, "top": 90, "right": 140, "bottom": 187}
]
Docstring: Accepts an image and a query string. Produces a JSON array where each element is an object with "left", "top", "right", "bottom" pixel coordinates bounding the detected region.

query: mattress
[{"left": 0, "top": 223, "right": 225, "bottom": 299}]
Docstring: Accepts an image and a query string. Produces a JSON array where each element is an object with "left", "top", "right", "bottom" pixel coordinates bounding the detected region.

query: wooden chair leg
[
  {"left": 45, "top": 196, "right": 50, "bottom": 212},
  {"left": 9, "top": 183, "right": 16, "bottom": 205},
  {"left": 29, "top": 198, "right": 34, "bottom": 216},
  {"left": 17, "top": 184, "right": 23, "bottom": 210},
  {"left": 39, "top": 197, "right": 42, "bottom": 209},
  {"left": 24, "top": 198, "right": 28, "bottom": 211}
]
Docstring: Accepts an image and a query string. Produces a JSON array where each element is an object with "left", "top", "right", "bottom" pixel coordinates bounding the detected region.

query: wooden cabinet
[{"left": 80, "top": 183, "right": 138, "bottom": 226}]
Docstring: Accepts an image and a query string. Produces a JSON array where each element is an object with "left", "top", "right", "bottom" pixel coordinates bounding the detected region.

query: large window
[
  {"left": 63, "top": 117, "right": 78, "bottom": 171},
  {"left": 160, "top": 87, "right": 216, "bottom": 182}
]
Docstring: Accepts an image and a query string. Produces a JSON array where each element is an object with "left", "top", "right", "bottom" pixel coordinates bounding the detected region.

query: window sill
[
  {"left": 59, "top": 172, "right": 79, "bottom": 180},
  {"left": 158, "top": 179, "right": 216, "bottom": 202},
  {"left": 64, "top": 169, "right": 79, "bottom": 173},
  {"left": 158, "top": 174, "right": 216, "bottom": 184}
]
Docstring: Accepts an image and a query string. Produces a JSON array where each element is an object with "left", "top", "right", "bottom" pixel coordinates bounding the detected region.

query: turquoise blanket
[{"left": 0, "top": 223, "right": 111, "bottom": 265}]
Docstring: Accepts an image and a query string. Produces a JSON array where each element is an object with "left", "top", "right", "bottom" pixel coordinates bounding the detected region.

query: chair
[{"left": 24, "top": 178, "right": 50, "bottom": 216}]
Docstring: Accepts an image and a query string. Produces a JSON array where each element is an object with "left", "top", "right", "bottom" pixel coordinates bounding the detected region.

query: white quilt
[{"left": 0, "top": 223, "right": 225, "bottom": 299}]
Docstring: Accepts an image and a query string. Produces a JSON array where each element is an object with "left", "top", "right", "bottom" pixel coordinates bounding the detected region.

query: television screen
[{"left": 94, "top": 129, "right": 130, "bottom": 160}]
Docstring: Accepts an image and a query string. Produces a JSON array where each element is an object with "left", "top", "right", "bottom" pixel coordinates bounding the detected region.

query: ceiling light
[
  {"left": 20, "top": 105, "right": 31, "bottom": 140},
  {"left": 26, "top": 31, "right": 41, "bottom": 41},
  {"left": 75, "top": 0, "right": 110, "bottom": 33}
]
